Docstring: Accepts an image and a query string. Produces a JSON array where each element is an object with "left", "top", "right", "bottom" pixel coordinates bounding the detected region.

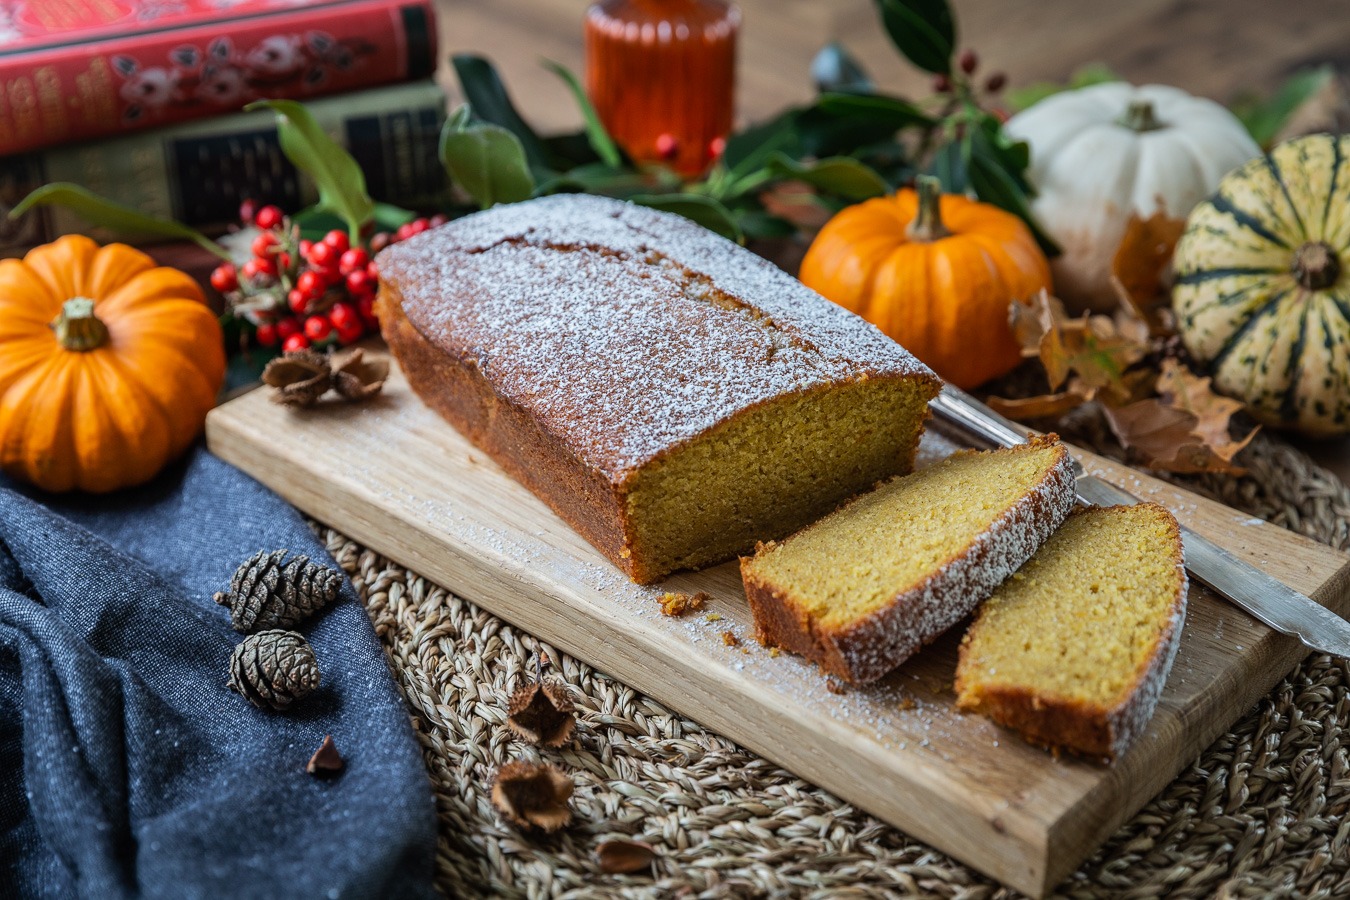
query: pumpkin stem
[
  {"left": 1293, "top": 241, "right": 1341, "bottom": 291},
  {"left": 906, "top": 175, "right": 951, "bottom": 242},
  {"left": 51, "top": 298, "right": 110, "bottom": 352},
  {"left": 1119, "top": 99, "right": 1165, "bottom": 132}
]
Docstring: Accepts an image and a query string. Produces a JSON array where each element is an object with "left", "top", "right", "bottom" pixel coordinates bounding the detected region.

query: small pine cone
[
  {"left": 228, "top": 629, "right": 319, "bottom": 710},
  {"left": 214, "top": 549, "right": 342, "bottom": 633}
]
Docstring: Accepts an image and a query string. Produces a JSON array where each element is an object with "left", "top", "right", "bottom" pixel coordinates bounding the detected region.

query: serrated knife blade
[{"left": 929, "top": 385, "right": 1350, "bottom": 660}]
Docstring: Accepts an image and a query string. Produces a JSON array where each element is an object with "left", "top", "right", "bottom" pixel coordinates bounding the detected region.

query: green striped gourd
[{"left": 1173, "top": 133, "right": 1350, "bottom": 436}]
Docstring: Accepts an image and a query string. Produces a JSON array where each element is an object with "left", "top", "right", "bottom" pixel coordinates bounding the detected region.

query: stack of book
[{"left": 1, "top": 0, "right": 447, "bottom": 256}]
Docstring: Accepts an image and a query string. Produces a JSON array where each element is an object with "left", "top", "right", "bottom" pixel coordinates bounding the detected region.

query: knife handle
[{"left": 929, "top": 385, "right": 1031, "bottom": 448}]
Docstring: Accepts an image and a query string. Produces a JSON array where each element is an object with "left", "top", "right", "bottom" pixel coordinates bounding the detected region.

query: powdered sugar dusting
[{"left": 377, "top": 195, "right": 936, "bottom": 477}]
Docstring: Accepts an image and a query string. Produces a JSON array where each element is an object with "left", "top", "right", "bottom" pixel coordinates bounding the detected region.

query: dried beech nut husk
[
  {"left": 262, "top": 349, "right": 331, "bottom": 406},
  {"left": 595, "top": 838, "right": 657, "bottom": 874},
  {"left": 506, "top": 676, "right": 575, "bottom": 747},
  {"left": 331, "top": 348, "right": 389, "bottom": 401},
  {"left": 490, "top": 761, "right": 573, "bottom": 832}
]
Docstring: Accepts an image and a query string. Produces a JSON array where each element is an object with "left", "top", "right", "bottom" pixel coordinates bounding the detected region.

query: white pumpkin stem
[
  {"left": 1293, "top": 241, "right": 1341, "bottom": 291},
  {"left": 1119, "top": 99, "right": 1165, "bottom": 132},
  {"left": 906, "top": 175, "right": 951, "bottom": 242},
  {"left": 52, "top": 298, "right": 110, "bottom": 352}
]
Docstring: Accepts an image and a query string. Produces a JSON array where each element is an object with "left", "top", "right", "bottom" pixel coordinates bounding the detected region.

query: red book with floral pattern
[{"left": 0, "top": 0, "right": 437, "bottom": 155}]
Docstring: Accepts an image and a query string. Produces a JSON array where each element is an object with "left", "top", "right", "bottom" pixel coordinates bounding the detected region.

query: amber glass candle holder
[{"left": 585, "top": 0, "right": 739, "bottom": 176}]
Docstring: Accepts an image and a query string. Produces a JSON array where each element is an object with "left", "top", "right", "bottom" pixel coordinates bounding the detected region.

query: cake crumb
[
  {"left": 721, "top": 631, "right": 739, "bottom": 647},
  {"left": 898, "top": 697, "right": 917, "bottom": 711},
  {"left": 768, "top": 647, "right": 781, "bottom": 658},
  {"left": 704, "top": 613, "right": 722, "bottom": 622},
  {"left": 825, "top": 678, "right": 847, "bottom": 695},
  {"left": 658, "top": 591, "right": 708, "bottom": 617}
]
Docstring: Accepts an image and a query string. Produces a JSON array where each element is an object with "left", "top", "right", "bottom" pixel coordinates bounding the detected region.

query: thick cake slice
[
  {"left": 955, "top": 503, "right": 1187, "bottom": 761},
  {"left": 741, "top": 437, "right": 1075, "bottom": 684},
  {"left": 377, "top": 195, "right": 940, "bottom": 584}
]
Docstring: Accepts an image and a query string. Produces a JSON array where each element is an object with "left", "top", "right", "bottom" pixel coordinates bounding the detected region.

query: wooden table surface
[{"left": 430, "top": 0, "right": 1350, "bottom": 481}]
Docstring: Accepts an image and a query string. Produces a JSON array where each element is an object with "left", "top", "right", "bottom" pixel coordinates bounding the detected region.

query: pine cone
[
  {"left": 227, "top": 629, "right": 319, "bottom": 710},
  {"left": 214, "top": 549, "right": 342, "bottom": 633}
]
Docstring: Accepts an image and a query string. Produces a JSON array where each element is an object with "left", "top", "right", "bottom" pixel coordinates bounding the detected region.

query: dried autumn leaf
[
  {"left": 1110, "top": 210, "right": 1185, "bottom": 334},
  {"left": 1008, "top": 289, "right": 1065, "bottom": 358},
  {"left": 491, "top": 761, "right": 573, "bottom": 832},
  {"left": 595, "top": 838, "right": 657, "bottom": 874},
  {"left": 986, "top": 390, "right": 1091, "bottom": 421},
  {"left": 506, "top": 677, "right": 576, "bottom": 747},
  {"left": 1101, "top": 360, "right": 1257, "bottom": 475}
]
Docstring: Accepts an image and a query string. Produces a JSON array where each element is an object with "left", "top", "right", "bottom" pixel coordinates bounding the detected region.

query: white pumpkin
[{"left": 1006, "top": 82, "right": 1260, "bottom": 311}]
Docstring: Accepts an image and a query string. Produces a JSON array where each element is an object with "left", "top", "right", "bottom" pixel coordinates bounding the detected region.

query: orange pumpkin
[
  {"left": 800, "top": 176, "right": 1052, "bottom": 388},
  {"left": 0, "top": 235, "right": 225, "bottom": 492}
]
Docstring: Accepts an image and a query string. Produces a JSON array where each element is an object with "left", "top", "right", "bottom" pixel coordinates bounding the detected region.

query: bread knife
[{"left": 929, "top": 384, "right": 1350, "bottom": 660}]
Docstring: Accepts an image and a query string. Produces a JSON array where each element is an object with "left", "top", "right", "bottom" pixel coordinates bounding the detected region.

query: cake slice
[
  {"left": 955, "top": 503, "right": 1187, "bottom": 761},
  {"left": 740, "top": 436, "right": 1076, "bottom": 684}
]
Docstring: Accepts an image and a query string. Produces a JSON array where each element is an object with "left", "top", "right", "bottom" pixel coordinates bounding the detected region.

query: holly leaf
[
  {"left": 451, "top": 54, "right": 553, "bottom": 174},
  {"left": 10, "top": 183, "right": 230, "bottom": 259},
  {"left": 874, "top": 0, "right": 955, "bottom": 74},
  {"left": 542, "top": 60, "right": 624, "bottom": 169},
  {"left": 630, "top": 194, "right": 742, "bottom": 242},
  {"left": 1110, "top": 210, "right": 1185, "bottom": 334},
  {"left": 439, "top": 106, "right": 536, "bottom": 209},
  {"left": 765, "top": 152, "right": 889, "bottom": 201}
]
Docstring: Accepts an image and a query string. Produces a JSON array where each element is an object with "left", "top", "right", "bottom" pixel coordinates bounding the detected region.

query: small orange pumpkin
[
  {"left": 800, "top": 176, "right": 1052, "bottom": 388},
  {"left": 0, "top": 235, "right": 225, "bottom": 492}
]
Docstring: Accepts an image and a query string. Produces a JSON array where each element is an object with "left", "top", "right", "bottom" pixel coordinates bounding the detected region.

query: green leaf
[
  {"left": 873, "top": 0, "right": 955, "bottom": 74},
  {"left": 537, "top": 162, "right": 681, "bottom": 199},
  {"left": 451, "top": 54, "right": 554, "bottom": 174},
  {"left": 542, "top": 60, "right": 624, "bottom": 169},
  {"left": 722, "top": 106, "right": 807, "bottom": 178},
  {"left": 765, "top": 153, "right": 889, "bottom": 201},
  {"left": 1007, "top": 62, "right": 1121, "bottom": 112},
  {"left": 968, "top": 131, "right": 1059, "bottom": 255},
  {"left": 734, "top": 209, "right": 798, "bottom": 239},
  {"left": 815, "top": 92, "right": 934, "bottom": 130},
  {"left": 439, "top": 112, "right": 536, "bottom": 209},
  {"left": 247, "top": 99, "right": 375, "bottom": 240},
  {"left": 1232, "top": 65, "right": 1334, "bottom": 149},
  {"left": 927, "top": 137, "right": 970, "bottom": 193},
  {"left": 10, "top": 183, "right": 230, "bottom": 259},
  {"left": 630, "top": 194, "right": 743, "bottom": 243},
  {"left": 372, "top": 202, "right": 416, "bottom": 230},
  {"left": 811, "top": 43, "right": 874, "bottom": 93}
]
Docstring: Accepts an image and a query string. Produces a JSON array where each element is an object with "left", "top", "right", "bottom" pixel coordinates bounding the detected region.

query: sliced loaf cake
[
  {"left": 955, "top": 502, "right": 1188, "bottom": 761},
  {"left": 741, "top": 436, "right": 1076, "bottom": 684}
]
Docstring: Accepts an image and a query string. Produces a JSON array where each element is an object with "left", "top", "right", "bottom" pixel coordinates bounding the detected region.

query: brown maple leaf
[
  {"left": 1110, "top": 211, "right": 1186, "bottom": 335},
  {"left": 595, "top": 838, "right": 657, "bottom": 874},
  {"left": 506, "top": 677, "right": 576, "bottom": 747},
  {"left": 1101, "top": 359, "right": 1258, "bottom": 474},
  {"left": 491, "top": 761, "right": 573, "bottom": 832}
]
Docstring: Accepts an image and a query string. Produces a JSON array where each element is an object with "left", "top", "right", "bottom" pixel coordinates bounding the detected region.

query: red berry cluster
[{"left": 210, "top": 202, "right": 445, "bottom": 355}]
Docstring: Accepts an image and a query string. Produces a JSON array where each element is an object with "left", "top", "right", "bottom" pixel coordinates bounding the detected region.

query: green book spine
[{"left": 1, "top": 80, "right": 447, "bottom": 256}]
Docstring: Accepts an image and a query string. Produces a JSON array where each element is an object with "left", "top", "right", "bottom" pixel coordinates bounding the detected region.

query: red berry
[
  {"left": 304, "top": 314, "right": 334, "bottom": 343},
  {"left": 276, "top": 251, "right": 292, "bottom": 271},
  {"left": 933, "top": 73, "right": 952, "bottom": 93},
  {"left": 329, "top": 301, "right": 359, "bottom": 331},
  {"left": 655, "top": 132, "right": 679, "bottom": 160},
  {"left": 959, "top": 49, "right": 979, "bottom": 74},
  {"left": 240, "top": 258, "right": 268, "bottom": 282},
  {"left": 369, "top": 232, "right": 391, "bottom": 253},
  {"left": 708, "top": 136, "right": 727, "bottom": 160},
  {"left": 394, "top": 223, "right": 414, "bottom": 242},
  {"left": 254, "top": 204, "right": 284, "bottom": 230},
  {"left": 282, "top": 333, "right": 310, "bottom": 353},
  {"left": 209, "top": 263, "right": 237, "bottom": 293},
  {"left": 254, "top": 255, "right": 277, "bottom": 276},
  {"left": 985, "top": 72, "right": 1007, "bottom": 93},
  {"left": 365, "top": 260, "right": 379, "bottom": 281},
  {"left": 296, "top": 269, "right": 325, "bottom": 299},
  {"left": 409, "top": 217, "right": 430, "bottom": 235},
  {"left": 251, "top": 231, "right": 277, "bottom": 259},
  {"left": 307, "top": 240, "right": 338, "bottom": 268},
  {"left": 322, "top": 229, "right": 349, "bottom": 253},
  {"left": 428, "top": 213, "right": 449, "bottom": 227},
  {"left": 238, "top": 198, "right": 258, "bottom": 225},
  {"left": 358, "top": 294, "right": 377, "bottom": 319},
  {"left": 346, "top": 268, "right": 374, "bottom": 296},
  {"left": 287, "top": 288, "right": 309, "bottom": 315},
  {"left": 276, "top": 317, "right": 301, "bottom": 341},
  {"left": 299, "top": 239, "right": 314, "bottom": 258},
  {"left": 339, "top": 247, "right": 369, "bottom": 276},
  {"left": 255, "top": 322, "right": 278, "bottom": 347},
  {"left": 335, "top": 320, "right": 365, "bottom": 346}
]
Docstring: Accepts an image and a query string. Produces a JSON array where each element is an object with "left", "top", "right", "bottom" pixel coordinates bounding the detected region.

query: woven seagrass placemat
[{"left": 315, "top": 416, "right": 1350, "bottom": 899}]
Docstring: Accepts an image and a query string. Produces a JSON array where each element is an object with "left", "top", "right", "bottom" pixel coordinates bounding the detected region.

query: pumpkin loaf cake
[
  {"left": 955, "top": 503, "right": 1187, "bottom": 761},
  {"left": 741, "top": 437, "right": 1075, "bottom": 684},
  {"left": 376, "top": 195, "right": 941, "bottom": 583}
]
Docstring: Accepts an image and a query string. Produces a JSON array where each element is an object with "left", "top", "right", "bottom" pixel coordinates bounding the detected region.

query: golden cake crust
[
  {"left": 954, "top": 503, "right": 1188, "bottom": 761},
  {"left": 376, "top": 195, "right": 940, "bottom": 583},
  {"left": 741, "top": 437, "right": 1077, "bottom": 684}
]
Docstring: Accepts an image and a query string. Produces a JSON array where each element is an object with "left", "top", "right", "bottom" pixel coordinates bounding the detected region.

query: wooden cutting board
[{"left": 206, "top": 351, "right": 1350, "bottom": 897}]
